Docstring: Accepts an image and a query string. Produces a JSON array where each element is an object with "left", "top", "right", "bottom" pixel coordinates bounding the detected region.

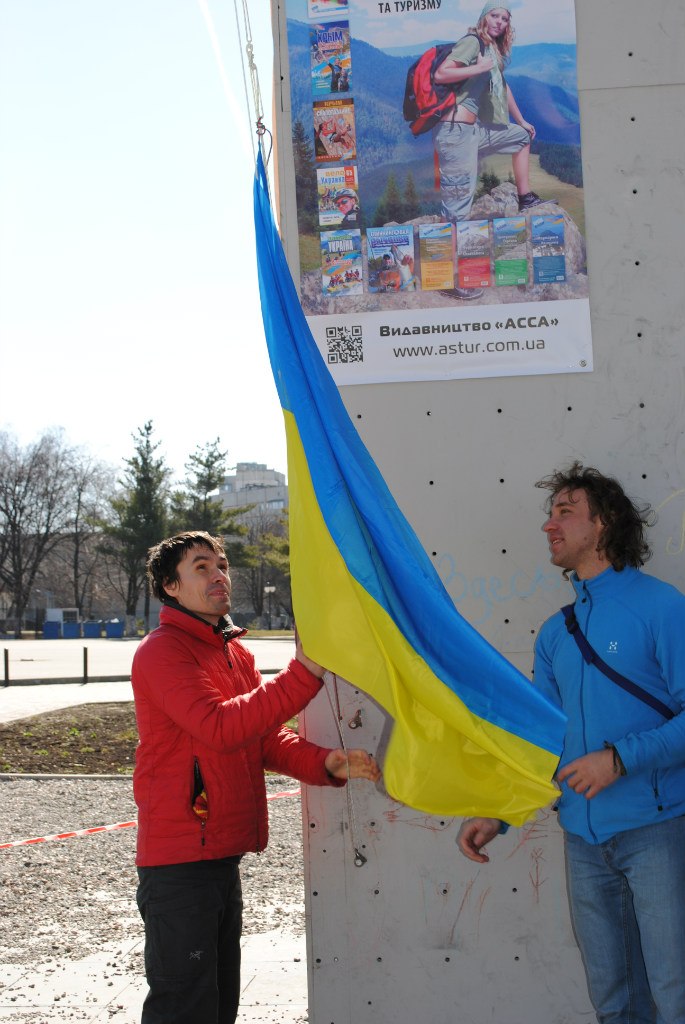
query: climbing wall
[{"left": 270, "top": 0, "right": 685, "bottom": 1019}]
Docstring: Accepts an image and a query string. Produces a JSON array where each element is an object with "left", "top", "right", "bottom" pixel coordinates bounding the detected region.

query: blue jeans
[{"left": 565, "top": 817, "right": 685, "bottom": 1024}]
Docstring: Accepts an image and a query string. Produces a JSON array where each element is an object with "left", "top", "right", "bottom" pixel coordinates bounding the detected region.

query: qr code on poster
[{"left": 325, "top": 325, "right": 363, "bottom": 364}]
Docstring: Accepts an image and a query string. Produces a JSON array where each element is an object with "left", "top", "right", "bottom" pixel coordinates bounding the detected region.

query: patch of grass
[
  {"left": 299, "top": 233, "right": 322, "bottom": 275},
  {"left": 0, "top": 703, "right": 301, "bottom": 776},
  {"left": 114, "top": 728, "right": 139, "bottom": 743},
  {"left": 0, "top": 703, "right": 138, "bottom": 775},
  {"left": 482, "top": 153, "right": 586, "bottom": 236}
]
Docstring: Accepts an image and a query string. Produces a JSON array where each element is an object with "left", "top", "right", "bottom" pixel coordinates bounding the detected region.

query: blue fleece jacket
[{"left": 534, "top": 566, "right": 685, "bottom": 844}]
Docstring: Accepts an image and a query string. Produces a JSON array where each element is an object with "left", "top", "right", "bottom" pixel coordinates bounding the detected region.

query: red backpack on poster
[{"left": 403, "top": 34, "right": 485, "bottom": 136}]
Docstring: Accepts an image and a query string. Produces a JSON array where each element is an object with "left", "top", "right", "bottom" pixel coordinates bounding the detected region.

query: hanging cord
[
  {"left": 231, "top": 0, "right": 271, "bottom": 165},
  {"left": 223, "top": 1, "right": 360, "bottom": 858},
  {"left": 323, "top": 673, "right": 367, "bottom": 867},
  {"left": 196, "top": 0, "right": 253, "bottom": 161},
  {"left": 256, "top": 120, "right": 274, "bottom": 168}
]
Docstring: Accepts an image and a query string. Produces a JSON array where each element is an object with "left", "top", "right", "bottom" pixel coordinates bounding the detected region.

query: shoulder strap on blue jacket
[{"left": 561, "top": 604, "right": 675, "bottom": 721}]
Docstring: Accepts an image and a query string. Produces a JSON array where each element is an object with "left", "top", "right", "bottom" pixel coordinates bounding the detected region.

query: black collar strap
[{"left": 162, "top": 598, "right": 244, "bottom": 641}]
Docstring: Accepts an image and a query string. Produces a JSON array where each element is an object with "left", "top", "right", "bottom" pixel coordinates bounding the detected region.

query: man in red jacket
[{"left": 132, "top": 530, "right": 380, "bottom": 1024}]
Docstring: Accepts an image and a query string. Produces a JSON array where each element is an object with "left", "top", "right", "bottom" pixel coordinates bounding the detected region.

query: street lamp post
[{"left": 263, "top": 583, "right": 276, "bottom": 631}]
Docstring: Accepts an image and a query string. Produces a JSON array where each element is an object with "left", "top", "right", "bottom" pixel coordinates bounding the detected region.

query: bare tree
[
  {"left": 230, "top": 511, "right": 291, "bottom": 625},
  {"left": 45, "top": 452, "right": 117, "bottom": 617},
  {"left": 0, "top": 430, "right": 77, "bottom": 637}
]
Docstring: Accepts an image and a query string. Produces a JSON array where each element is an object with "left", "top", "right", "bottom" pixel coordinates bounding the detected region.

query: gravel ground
[{"left": 0, "top": 775, "right": 306, "bottom": 966}]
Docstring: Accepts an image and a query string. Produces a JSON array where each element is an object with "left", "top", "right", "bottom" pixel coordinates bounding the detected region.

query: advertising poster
[
  {"left": 419, "top": 222, "right": 454, "bottom": 292},
  {"left": 531, "top": 213, "right": 567, "bottom": 283},
  {"left": 283, "top": 0, "right": 592, "bottom": 384},
  {"left": 457, "top": 219, "right": 492, "bottom": 290},
  {"left": 493, "top": 216, "right": 528, "bottom": 286},
  {"left": 320, "top": 228, "right": 363, "bottom": 296},
  {"left": 313, "top": 97, "right": 357, "bottom": 162},
  {"left": 367, "top": 225, "right": 416, "bottom": 294},
  {"left": 317, "top": 165, "right": 360, "bottom": 227},
  {"left": 310, "top": 20, "right": 352, "bottom": 95}
]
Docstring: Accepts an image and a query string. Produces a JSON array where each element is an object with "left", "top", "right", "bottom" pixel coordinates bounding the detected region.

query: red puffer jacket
[{"left": 132, "top": 604, "right": 342, "bottom": 866}]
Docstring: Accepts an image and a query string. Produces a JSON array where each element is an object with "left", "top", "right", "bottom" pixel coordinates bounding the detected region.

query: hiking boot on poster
[{"left": 518, "top": 191, "right": 552, "bottom": 212}]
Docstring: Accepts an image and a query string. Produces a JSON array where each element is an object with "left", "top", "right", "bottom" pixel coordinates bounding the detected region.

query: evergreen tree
[
  {"left": 403, "top": 172, "right": 420, "bottom": 221},
  {"left": 373, "top": 172, "right": 405, "bottom": 226},
  {"left": 292, "top": 119, "right": 319, "bottom": 234},
  {"left": 477, "top": 168, "right": 501, "bottom": 197},
  {"left": 168, "top": 438, "right": 247, "bottom": 560},
  {"left": 100, "top": 421, "right": 170, "bottom": 635},
  {"left": 534, "top": 141, "right": 583, "bottom": 188}
]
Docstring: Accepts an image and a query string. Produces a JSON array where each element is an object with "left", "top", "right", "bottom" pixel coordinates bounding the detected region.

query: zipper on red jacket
[
  {"left": 223, "top": 639, "right": 233, "bottom": 669},
  {"left": 192, "top": 757, "right": 209, "bottom": 847}
]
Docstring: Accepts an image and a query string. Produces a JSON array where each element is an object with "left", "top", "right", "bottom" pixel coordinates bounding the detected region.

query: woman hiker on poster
[{"left": 433, "top": 3, "right": 544, "bottom": 299}]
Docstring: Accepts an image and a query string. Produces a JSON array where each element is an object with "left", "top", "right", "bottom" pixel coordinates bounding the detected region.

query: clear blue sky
[{"left": 0, "top": 1, "right": 286, "bottom": 481}]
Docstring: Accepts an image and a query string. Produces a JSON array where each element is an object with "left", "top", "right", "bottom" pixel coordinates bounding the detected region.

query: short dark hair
[
  {"left": 146, "top": 531, "right": 226, "bottom": 601},
  {"left": 535, "top": 461, "right": 652, "bottom": 571}
]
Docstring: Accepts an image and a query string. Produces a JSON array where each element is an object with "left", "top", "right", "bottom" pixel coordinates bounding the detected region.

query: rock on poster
[{"left": 279, "top": 0, "right": 592, "bottom": 384}]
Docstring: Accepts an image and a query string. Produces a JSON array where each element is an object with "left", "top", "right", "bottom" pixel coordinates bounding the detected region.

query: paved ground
[
  {"left": 0, "top": 635, "right": 309, "bottom": 1023},
  {"left": 1, "top": 635, "right": 296, "bottom": 684},
  {"left": 0, "top": 931, "right": 307, "bottom": 1023}
]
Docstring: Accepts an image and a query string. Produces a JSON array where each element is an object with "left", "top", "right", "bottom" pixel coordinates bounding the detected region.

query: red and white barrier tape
[
  {"left": 0, "top": 820, "right": 137, "bottom": 849},
  {"left": 269, "top": 787, "right": 301, "bottom": 801},
  {"left": 0, "top": 787, "right": 301, "bottom": 850}
]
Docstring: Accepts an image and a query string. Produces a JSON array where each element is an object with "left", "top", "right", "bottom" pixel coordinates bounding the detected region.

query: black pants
[{"left": 136, "top": 858, "right": 243, "bottom": 1024}]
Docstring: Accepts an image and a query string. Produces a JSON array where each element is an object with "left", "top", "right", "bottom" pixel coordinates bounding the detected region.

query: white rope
[
  {"left": 231, "top": 0, "right": 257, "bottom": 163},
  {"left": 239, "top": 0, "right": 264, "bottom": 129},
  {"left": 196, "top": 0, "right": 253, "bottom": 162},
  {"left": 196, "top": 0, "right": 271, "bottom": 167},
  {"left": 323, "top": 673, "right": 368, "bottom": 868}
]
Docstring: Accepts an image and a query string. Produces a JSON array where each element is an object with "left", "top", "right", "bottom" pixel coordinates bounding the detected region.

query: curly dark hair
[
  {"left": 535, "top": 461, "right": 653, "bottom": 571},
  {"left": 146, "top": 531, "right": 226, "bottom": 601}
]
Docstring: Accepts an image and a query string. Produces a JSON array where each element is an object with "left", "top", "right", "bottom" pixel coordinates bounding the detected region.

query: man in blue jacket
[{"left": 458, "top": 463, "right": 685, "bottom": 1024}]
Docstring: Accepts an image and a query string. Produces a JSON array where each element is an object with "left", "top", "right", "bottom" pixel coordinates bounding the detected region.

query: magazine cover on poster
[{"left": 282, "top": 0, "right": 592, "bottom": 384}]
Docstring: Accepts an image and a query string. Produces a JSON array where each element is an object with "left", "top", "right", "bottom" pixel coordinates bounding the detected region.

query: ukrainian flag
[{"left": 254, "top": 152, "right": 565, "bottom": 824}]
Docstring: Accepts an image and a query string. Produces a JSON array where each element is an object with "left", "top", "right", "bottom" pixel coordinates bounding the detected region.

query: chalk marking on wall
[
  {"left": 529, "top": 847, "right": 547, "bottom": 904},
  {"left": 437, "top": 557, "right": 565, "bottom": 624},
  {"left": 656, "top": 489, "right": 685, "bottom": 556}
]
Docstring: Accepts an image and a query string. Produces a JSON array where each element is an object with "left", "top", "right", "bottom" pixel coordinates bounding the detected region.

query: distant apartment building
[{"left": 219, "top": 462, "right": 288, "bottom": 522}]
